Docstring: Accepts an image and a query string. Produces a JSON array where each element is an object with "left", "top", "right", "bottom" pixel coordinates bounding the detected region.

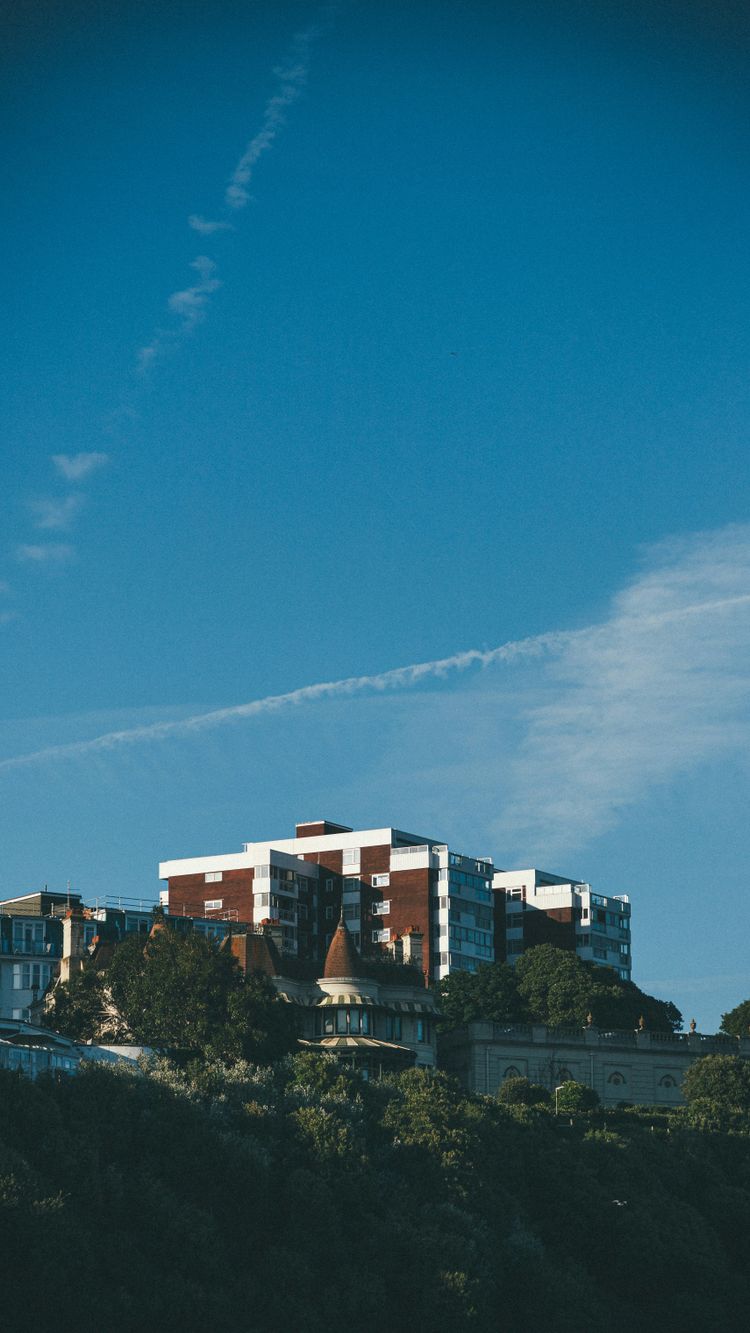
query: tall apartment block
[
  {"left": 160, "top": 818, "right": 495, "bottom": 984},
  {"left": 493, "top": 868, "right": 632, "bottom": 981}
]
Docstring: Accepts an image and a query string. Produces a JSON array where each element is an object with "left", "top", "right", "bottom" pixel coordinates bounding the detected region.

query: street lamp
[{"left": 554, "top": 1084, "right": 565, "bottom": 1116}]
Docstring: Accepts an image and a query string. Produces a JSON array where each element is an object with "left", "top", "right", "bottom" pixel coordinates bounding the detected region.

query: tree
[
  {"left": 497, "top": 1076, "right": 550, "bottom": 1107},
  {"left": 45, "top": 966, "right": 112, "bottom": 1042},
  {"left": 49, "top": 928, "right": 298, "bottom": 1061},
  {"left": 514, "top": 945, "right": 682, "bottom": 1032},
  {"left": 682, "top": 1055, "right": 750, "bottom": 1124},
  {"left": 720, "top": 1000, "right": 750, "bottom": 1039},
  {"left": 106, "top": 930, "right": 298, "bottom": 1060},
  {"left": 439, "top": 961, "right": 522, "bottom": 1028},
  {"left": 554, "top": 1080, "right": 599, "bottom": 1113},
  {"left": 515, "top": 946, "right": 591, "bottom": 1028}
]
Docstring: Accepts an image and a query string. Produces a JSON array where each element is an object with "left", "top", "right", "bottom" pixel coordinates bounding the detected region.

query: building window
[
  {"left": 342, "top": 848, "right": 360, "bottom": 865},
  {"left": 125, "top": 916, "right": 149, "bottom": 934},
  {"left": 384, "top": 1014, "right": 402, "bottom": 1041},
  {"left": 416, "top": 1019, "right": 430, "bottom": 1043},
  {"left": 372, "top": 928, "right": 390, "bottom": 944},
  {"left": 607, "top": 1072, "right": 626, "bottom": 1086},
  {"left": 372, "top": 900, "right": 390, "bottom": 916},
  {"left": 325, "top": 906, "right": 334, "bottom": 921},
  {"left": 503, "top": 1066, "right": 521, "bottom": 1079},
  {"left": 343, "top": 904, "right": 359, "bottom": 921},
  {"left": 325, "top": 879, "right": 333, "bottom": 894},
  {"left": 361, "top": 1008, "right": 370, "bottom": 1034},
  {"left": 205, "top": 871, "right": 223, "bottom": 883},
  {"left": 204, "top": 899, "right": 223, "bottom": 911},
  {"left": 659, "top": 1075, "right": 677, "bottom": 1088},
  {"left": 372, "top": 873, "right": 390, "bottom": 888}
]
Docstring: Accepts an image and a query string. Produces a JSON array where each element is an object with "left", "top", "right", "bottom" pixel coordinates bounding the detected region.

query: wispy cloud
[
  {"left": 3, "top": 526, "right": 750, "bottom": 780},
  {"left": 225, "top": 31, "right": 314, "bottom": 211},
  {"left": 0, "top": 632, "right": 564, "bottom": 772},
  {"left": 16, "top": 543, "right": 75, "bottom": 565},
  {"left": 495, "top": 525, "right": 750, "bottom": 861},
  {"left": 136, "top": 256, "right": 222, "bottom": 371},
  {"left": 188, "top": 215, "right": 234, "bottom": 236},
  {"left": 135, "top": 10, "right": 336, "bottom": 375},
  {"left": 29, "top": 494, "right": 85, "bottom": 531},
  {"left": 167, "top": 256, "right": 221, "bottom": 329},
  {"left": 51, "top": 452, "right": 109, "bottom": 481}
]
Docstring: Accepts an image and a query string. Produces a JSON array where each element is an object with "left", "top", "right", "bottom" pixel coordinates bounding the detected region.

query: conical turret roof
[{"left": 323, "top": 916, "right": 362, "bottom": 979}]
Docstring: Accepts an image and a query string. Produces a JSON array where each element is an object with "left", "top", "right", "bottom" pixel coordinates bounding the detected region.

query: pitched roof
[{"left": 323, "top": 917, "right": 362, "bottom": 980}]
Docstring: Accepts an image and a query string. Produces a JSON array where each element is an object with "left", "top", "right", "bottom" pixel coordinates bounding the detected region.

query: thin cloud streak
[
  {"left": 496, "top": 525, "right": 750, "bottom": 862},
  {"left": 137, "top": 256, "right": 222, "bottom": 370},
  {"left": 30, "top": 495, "right": 85, "bottom": 531},
  {"left": 0, "top": 632, "right": 567, "bottom": 773},
  {"left": 16, "top": 543, "right": 74, "bottom": 564},
  {"left": 2, "top": 577, "right": 748, "bottom": 774},
  {"left": 225, "top": 29, "right": 314, "bottom": 211},
  {"left": 187, "top": 215, "right": 234, "bottom": 235},
  {"left": 51, "top": 452, "right": 109, "bottom": 481},
  {"left": 136, "top": 8, "right": 337, "bottom": 373}
]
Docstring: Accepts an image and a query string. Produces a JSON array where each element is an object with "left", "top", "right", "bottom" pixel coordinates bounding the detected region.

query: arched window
[
  {"left": 659, "top": 1074, "right": 677, "bottom": 1088},
  {"left": 558, "top": 1068, "right": 573, "bottom": 1082},
  {"left": 503, "top": 1066, "right": 521, "bottom": 1079},
  {"left": 607, "top": 1071, "right": 626, "bottom": 1086}
]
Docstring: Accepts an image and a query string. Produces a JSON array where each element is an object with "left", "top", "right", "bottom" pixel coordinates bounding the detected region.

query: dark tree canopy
[
  {"left": 720, "top": 999, "right": 750, "bottom": 1039},
  {"left": 682, "top": 1055, "right": 750, "bottom": 1113},
  {"left": 439, "top": 945, "right": 682, "bottom": 1033},
  {"left": 47, "top": 928, "right": 298, "bottom": 1062},
  {"left": 3, "top": 1054, "right": 750, "bottom": 1333}
]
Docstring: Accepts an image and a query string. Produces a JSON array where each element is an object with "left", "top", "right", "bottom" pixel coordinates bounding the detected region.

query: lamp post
[{"left": 554, "top": 1084, "right": 565, "bottom": 1116}]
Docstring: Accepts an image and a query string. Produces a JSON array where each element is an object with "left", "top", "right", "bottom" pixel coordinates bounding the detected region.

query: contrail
[
  {"left": 2, "top": 591, "right": 748, "bottom": 775},
  {"left": 0, "top": 630, "right": 571, "bottom": 774}
]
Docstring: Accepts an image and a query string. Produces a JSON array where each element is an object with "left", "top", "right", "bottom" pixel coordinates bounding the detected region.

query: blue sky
[{"left": 2, "top": 0, "right": 749, "bottom": 1029}]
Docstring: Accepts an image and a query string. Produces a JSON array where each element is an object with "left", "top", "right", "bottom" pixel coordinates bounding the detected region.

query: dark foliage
[
  {"left": 439, "top": 945, "right": 682, "bottom": 1033},
  {"left": 2, "top": 1056, "right": 750, "bottom": 1332},
  {"left": 47, "top": 930, "right": 298, "bottom": 1062},
  {"left": 720, "top": 999, "right": 750, "bottom": 1039}
]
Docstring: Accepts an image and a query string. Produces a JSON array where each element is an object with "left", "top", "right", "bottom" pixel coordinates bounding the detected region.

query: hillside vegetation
[{"left": 2, "top": 1053, "right": 750, "bottom": 1332}]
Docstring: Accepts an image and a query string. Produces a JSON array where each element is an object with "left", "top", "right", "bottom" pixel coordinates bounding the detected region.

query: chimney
[{"left": 60, "top": 911, "right": 88, "bottom": 983}]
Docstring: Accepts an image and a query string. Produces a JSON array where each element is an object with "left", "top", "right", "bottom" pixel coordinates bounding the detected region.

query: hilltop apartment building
[
  {"left": 493, "top": 867, "right": 632, "bottom": 981},
  {"left": 160, "top": 818, "right": 496, "bottom": 984}
]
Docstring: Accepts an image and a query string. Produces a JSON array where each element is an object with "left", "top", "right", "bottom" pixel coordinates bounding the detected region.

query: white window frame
[
  {"left": 205, "top": 871, "right": 223, "bottom": 883},
  {"left": 204, "top": 898, "right": 223, "bottom": 911},
  {"left": 371, "top": 873, "right": 390, "bottom": 888}
]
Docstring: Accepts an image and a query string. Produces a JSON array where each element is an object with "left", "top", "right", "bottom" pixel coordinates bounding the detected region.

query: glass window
[
  {"left": 393, "top": 1015, "right": 402, "bottom": 1041},
  {"left": 362, "top": 1009, "right": 370, "bottom": 1034},
  {"left": 325, "top": 906, "right": 334, "bottom": 921},
  {"left": 342, "top": 848, "right": 360, "bottom": 865},
  {"left": 336, "top": 1009, "right": 347, "bottom": 1034},
  {"left": 323, "top": 1011, "right": 334, "bottom": 1035},
  {"left": 416, "top": 1019, "right": 425, "bottom": 1042},
  {"left": 205, "top": 871, "right": 223, "bottom": 883},
  {"left": 349, "top": 1008, "right": 361, "bottom": 1034}
]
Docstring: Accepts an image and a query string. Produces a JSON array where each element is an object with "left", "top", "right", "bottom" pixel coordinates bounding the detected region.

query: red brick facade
[{"left": 167, "top": 868, "right": 255, "bottom": 922}]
